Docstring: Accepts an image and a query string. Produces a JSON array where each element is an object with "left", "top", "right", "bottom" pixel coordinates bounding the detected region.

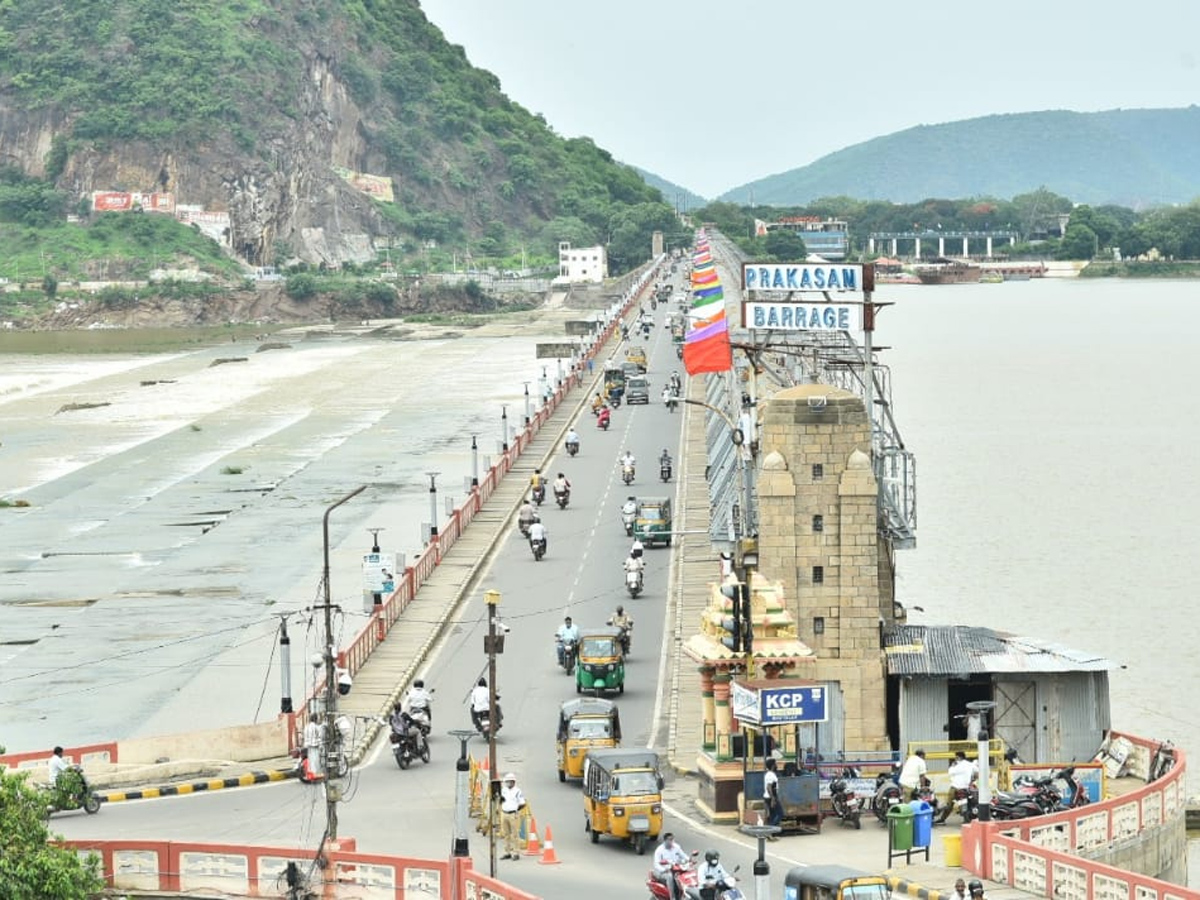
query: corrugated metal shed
[{"left": 884, "top": 625, "right": 1114, "bottom": 676}]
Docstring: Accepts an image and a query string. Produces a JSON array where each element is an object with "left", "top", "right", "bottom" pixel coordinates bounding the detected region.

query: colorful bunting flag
[{"left": 682, "top": 231, "right": 732, "bottom": 375}]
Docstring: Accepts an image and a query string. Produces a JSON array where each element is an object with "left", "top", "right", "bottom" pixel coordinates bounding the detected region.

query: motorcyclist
[
  {"left": 403, "top": 678, "right": 433, "bottom": 723},
  {"left": 530, "top": 468, "right": 545, "bottom": 491},
  {"left": 622, "top": 496, "right": 638, "bottom": 518},
  {"left": 470, "top": 677, "right": 492, "bottom": 732},
  {"left": 623, "top": 553, "right": 645, "bottom": 574},
  {"left": 553, "top": 472, "right": 571, "bottom": 498},
  {"left": 555, "top": 616, "right": 580, "bottom": 667},
  {"left": 698, "top": 850, "right": 735, "bottom": 895},
  {"left": 517, "top": 499, "right": 536, "bottom": 535},
  {"left": 592, "top": 392, "right": 606, "bottom": 414},
  {"left": 609, "top": 605, "right": 634, "bottom": 631},
  {"left": 565, "top": 427, "right": 580, "bottom": 452},
  {"left": 597, "top": 404, "right": 611, "bottom": 427},
  {"left": 652, "top": 832, "right": 691, "bottom": 900},
  {"left": 620, "top": 449, "right": 636, "bottom": 472},
  {"left": 660, "top": 449, "right": 672, "bottom": 471},
  {"left": 528, "top": 516, "right": 547, "bottom": 552},
  {"left": 670, "top": 371, "right": 682, "bottom": 393}
]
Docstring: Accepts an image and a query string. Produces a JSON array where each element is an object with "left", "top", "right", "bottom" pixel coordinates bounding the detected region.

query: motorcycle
[
  {"left": 532, "top": 484, "right": 546, "bottom": 506},
  {"left": 914, "top": 776, "right": 941, "bottom": 821},
  {"left": 597, "top": 408, "right": 611, "bottom": 430},
  {"left": 390, "top": 713, "right": 430, "bottom": 769},
  {"left": 43, "top": 765, "right": 101, "bottom": 816},
  {"left": 646, "top": 852, "right": 701, "bottom": 900},
  {"left": 664, "top": 392, "right": 678, "bottom": 413},
  {"left": 518, "top": 516, "right": 533, "bottom": 539},
  {"left": 988, "top": 789, "right": 1046, "bottom": 820},
  {"left": 660, "top": 460, "right": 672, "bottom": 482},
  {"left": 565, "top": 439, "right": 580, "bottom": 457},
  {"left": 625, "top": 567, "right": 644, "bottom": 598},
  {"left": 555, "top": 487, "right": 570, "bottom": 510},
  {"left": 938, "top": 784, "right": 978, "bottom": 823},
  {"left": 473, "top": 701, "right": 503, "bottom": 739},
  {"left": 557, "top": 637, "right": 578, "bottom": 674},
  {"left": 871, "top": 768, "right": 904, "bottom": 823},
  {"left": 611, "top": 393, "right": 623, "bottom": 408},
  {"left": 622, "top": 464, "right": 635, "bottom": 485},
  {"left": 611, "top": 624, "right": 632, "bottom": 657},
  {"left": 828, "top": 769, "right": 862, "bottom": 829},
  {"left": 622, "top": 509, "right": 636, "bottom": 536},
  {"left": 530, "top": 536, "right": 547, "bottom": 561},
  {"left": 676, "top": 345, "right": 683, "bottom": 360},
  {"left": 698, "top": 867, "right": 744, "bottom": 900}
]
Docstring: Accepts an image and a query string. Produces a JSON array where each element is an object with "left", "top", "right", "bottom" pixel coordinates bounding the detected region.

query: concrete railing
[
  {"left": 961, "top": 732, "right": 1194, "bottom": 900},
  {"left": 64, "top": 838, "right": 539, "bottom": 900}
]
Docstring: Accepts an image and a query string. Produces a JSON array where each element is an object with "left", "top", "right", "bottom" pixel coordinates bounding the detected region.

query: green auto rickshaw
[
  {"left": 632, "top": 497, "right": 673, "bottom": 547},
  {"left": 576, "top": 626, "right": 625, "bottom": 695}
]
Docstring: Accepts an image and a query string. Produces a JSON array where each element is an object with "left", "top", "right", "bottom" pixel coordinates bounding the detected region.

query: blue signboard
[{"left": 759, "top": 684, "right": 828, "bottom": 725}]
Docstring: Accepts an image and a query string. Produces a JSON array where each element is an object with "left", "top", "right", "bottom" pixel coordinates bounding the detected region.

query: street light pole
[
  {"left": 278, "top": 613, "right": 293, "bottom": 714},
  {"left": 523, "top": 382, "right": 531, "bottom": 426},
  {"left": 500, "top": 405, "right": 509, "bottom": 453},
  {"left": 449, "top": 729, "right": 476, "bottom": 857},
  {"left": 320, "top": 485, "right": 366, "bottom": 843},
  {"left": 484, "top": 589, "right": 502, "bottom": 876},
  {"left": 470, "top": 434, "right": 479, "bottom": 488},
  {"left": 426, "top": 472, "right": 440, "bottom": 539}
]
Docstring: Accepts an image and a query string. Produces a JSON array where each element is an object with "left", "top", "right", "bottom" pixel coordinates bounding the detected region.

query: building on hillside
[{"left": 555, "top": 242, "right": 607, "bottom": 284}]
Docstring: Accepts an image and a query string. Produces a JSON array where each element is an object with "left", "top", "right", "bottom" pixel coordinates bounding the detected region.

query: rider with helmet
[
  {"left": 967, "top": 880, "right": 986, "bottom": 898},
  {"left": 698, "top": 850, "right": 735, "bottom": 895}
]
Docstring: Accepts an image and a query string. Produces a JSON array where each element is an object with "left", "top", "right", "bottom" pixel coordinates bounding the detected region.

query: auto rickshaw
[
  {"left": 632, "top": 496, "right": 673, "bottom": 547},
  {"left": 582, "top": 747, "right": 663, "bottom": 855},
  {"left": 556, "top": 698, "right": 621, "bottom": 782},
  {"left": 603, "top": 365, "right": 626, "bottom": 405},
  {"left": 625, "top": 345, "right": 648, "bottom": 372},
  {"left": 576, "top": 626, "right": 625, "bottom": 695},
  {"left": 783, "top": 865, "right": 890, "bottom": 900}
]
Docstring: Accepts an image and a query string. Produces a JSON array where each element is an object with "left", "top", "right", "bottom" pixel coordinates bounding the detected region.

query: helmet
[
  {"left": 968, "top": 880, "right": 984, "bottom": 896},
  {"left": 414, "top": 679, "right": 424, "bottom": 688},
  {"left": 704, "top": 850, "right": 720, "bottom": 864},
  {"left": 477, "top": 677, "right": 487, "bottom": 687},
  {"left": 628, "top": 496, "right": 636, "bottom": 501}
]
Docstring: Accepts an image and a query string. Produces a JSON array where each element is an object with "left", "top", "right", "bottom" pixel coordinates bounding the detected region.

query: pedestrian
[
  {"left": 302, "top": 717, "right": 324, "bottom": 781},
  {"left": 763, "top": 757, "right": 782, "bottom": 838},
  {"left": 949, "top": 878, "right": 969, "bottom": 900},
  {"left": 499, "top": 772, "right": 526, "bottom": 860},
  {"left": 898, "top": 748, "right": 927, "bottom": 799},
  {"left": 586, "top": 357, "right": 594, "bottom": 375}
]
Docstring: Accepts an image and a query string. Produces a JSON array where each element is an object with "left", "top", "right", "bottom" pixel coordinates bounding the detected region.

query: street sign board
[
  {"left": 733, "top": 681, "right": 829, "bottom": 726},
  {"left": 742, "top": 301, "right": 863, "bottom": 332},
  {"left": 362, "top": 552, "right": 396, "bottom": 593},
  {"left": 742, "top": 262, "right": 870, "bottom": 293}
]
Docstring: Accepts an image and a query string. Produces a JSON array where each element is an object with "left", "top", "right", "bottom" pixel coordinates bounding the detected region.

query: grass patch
[{"left": 0, "top": 499, "right": 32, "bottom": 508}]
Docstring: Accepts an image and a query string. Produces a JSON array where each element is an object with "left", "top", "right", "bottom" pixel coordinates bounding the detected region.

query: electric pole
[
  {"left": 484, "top": 589, "right": 502, "bottom": 876},
  {"left": 319, "top": 485, "right": 366, "bottom": 844}
]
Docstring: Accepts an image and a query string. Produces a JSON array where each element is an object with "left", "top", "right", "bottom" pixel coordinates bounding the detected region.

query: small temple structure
[{"left": 683, "top": 568, "right": 815, "bottom": 820}]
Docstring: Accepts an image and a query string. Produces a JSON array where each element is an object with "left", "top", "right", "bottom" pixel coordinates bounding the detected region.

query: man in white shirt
[
  {"left": 470, "top": 677, "right": 492, "bottom": 732},
  {"left": 763, "top": 757, "right": 782, "bottom": 838},
  {"left": 898, "top": 748, "right": 928, "bottom": 799},
  {"left": 528, "top": 518, "right": 547, "bottom": 551},
  {"left": 48, "top": 746, "right": 70, "bottom": 786},
  {"left": 948, "top": 750, "right": 979, "bottom": 790},
  {"left": 555, "top": 616, "right": 579, "bottom": 667},
  {"left": 652, "top": 832, "right": 690, "bottom": 900},
  {"left": 499, "top": 773, "right": 526, "bottom": 860}
]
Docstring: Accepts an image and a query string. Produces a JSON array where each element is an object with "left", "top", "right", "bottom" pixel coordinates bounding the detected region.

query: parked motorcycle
[
  {"left": 557, "top": 637, "right": 578, "bottom": 675},
  {"left": 530, "top": 536, "right": 547, "bottom": 561},
  {"left": 555, "top": 487, "right": 570, "bottom": 510},
  {"left": 565, "top": 439, "right": 580, "bottom": 457},
  {"left": 622, "top": 464, "right": 635, "bottom": 485},
  {"left": 828, "top": 769, "right": 862, "bottom": 829},
  {"left": 390, "top": 713, "right": 430, "bottom": 769},
  {"left": 625, "top": 567, "right": 644, "bottom": 598},
  {"left": 43, "top": 765, "right": 101, "bottom": 817},
  {"left": 872, "top": 768, "right": 904, "bottom": 823}
]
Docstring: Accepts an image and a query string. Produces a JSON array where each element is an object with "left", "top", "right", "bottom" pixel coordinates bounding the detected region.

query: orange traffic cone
[
  {"left": 524, "top": 816, "right": 541, "bottom": 856},
  {"left": 538, "top": 825, "right": 561, "bottom": 865}
]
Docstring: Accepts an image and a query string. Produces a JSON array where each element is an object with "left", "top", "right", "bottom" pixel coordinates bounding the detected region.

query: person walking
[
  {"left": 763, "top": 757, "right": 782, "bottom": 838},
  {"left": 499, "top": 773, "right": 527, "bottom": 860},
  {"left": 898, "top": 748, "right": 927, "bottom": 799}
]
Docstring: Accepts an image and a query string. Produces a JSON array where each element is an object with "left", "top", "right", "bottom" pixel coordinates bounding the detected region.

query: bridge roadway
[{"left": 52, "top": 264, "right": 1031, "bottom": 899}]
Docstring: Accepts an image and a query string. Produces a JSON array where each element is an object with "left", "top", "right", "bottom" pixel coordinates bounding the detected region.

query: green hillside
[{"left": 723, "top": 108, "right": 1200, "bottom": 208}]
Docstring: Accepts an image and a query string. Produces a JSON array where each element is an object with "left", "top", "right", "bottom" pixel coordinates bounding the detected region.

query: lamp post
[
  {"left": 968, "top": 700, "right": 997, "bottom": 821},
  {"left": 522, "top": 382, "right": 531, "bottom": 426},
  {"left": 320, "top": 485, "right": 366, "bottom": 842},
  {"left": 426, "top": 472, "right": 440, "bottom": 539},
  {"left": 367, "top": 527, "right": 385, "bottom": 609},
  {"left": 277, "top": 613, "right": 294, "bottom": 714},
  {"left": 500, "top": 404, "right": 509, "bottom": 453},
  {"left": 739, "top": 824, "right": 780, "bottom": 900},
  {"left": 448, "top": 729, "right": 476, "bottom": 857},
  {"left": 484, "top": 589, "right": 503, "bottom": 876},
  {"left": 470, "top": 434, "right": 479, "bottom": 488}
]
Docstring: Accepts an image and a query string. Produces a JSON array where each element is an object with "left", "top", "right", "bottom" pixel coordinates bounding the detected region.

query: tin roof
[{"left": 884, "top": 625, "right": 1114, "bottom": 676}]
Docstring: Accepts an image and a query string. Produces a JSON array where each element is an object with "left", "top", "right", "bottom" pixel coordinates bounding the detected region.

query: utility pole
[
  {"left": 484, "top": 589, "right": 502, "bottom": 876},
  {"left": 319, "top": 485, "right": 366, "bottom": 844}
]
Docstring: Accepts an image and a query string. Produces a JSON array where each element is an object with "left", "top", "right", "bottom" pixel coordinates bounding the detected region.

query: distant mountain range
[
  {"left": 629, "top": 167, "right": 707, "bottom": 213},
  {"left": 683, "top": 107, "right": 1200, "bottom": 209}
]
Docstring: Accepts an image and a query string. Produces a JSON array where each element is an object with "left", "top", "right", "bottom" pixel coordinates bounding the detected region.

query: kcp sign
[{"left": 732, "top": 682, "right": 829, "bottom": 725}]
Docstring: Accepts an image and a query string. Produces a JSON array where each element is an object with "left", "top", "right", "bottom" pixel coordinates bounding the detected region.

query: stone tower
[{"left": 756, "top": 384, "right": 894, "bottom": 751}]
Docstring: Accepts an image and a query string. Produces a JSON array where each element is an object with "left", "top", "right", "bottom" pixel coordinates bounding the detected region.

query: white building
[{"left": 555, "top": 242, "right": 607, "bottom": 284}]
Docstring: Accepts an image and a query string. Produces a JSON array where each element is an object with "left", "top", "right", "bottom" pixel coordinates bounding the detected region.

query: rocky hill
[{"left": 0, "top": 0, "right": 672, "bottom": 272}]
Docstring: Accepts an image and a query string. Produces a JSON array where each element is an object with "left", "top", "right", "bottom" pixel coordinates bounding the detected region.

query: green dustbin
[{"left": 887, "top": 804, "right": 914, "bottom": 851}]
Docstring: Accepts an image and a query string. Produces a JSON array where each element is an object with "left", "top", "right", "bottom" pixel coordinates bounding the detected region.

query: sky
[{"left": 418, "top": 0, "right": 1199, "bottom": 200}]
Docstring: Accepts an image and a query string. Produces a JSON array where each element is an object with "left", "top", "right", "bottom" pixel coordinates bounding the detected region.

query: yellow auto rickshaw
[
  {"left": 582, "top": 747, "right": 663, "bottom": 855},
  {"left": 783, "top": 865, "right": 890, "bottom": 900},
  {"left": 556, "top": 698, "right": 621, "bottom": 782}
]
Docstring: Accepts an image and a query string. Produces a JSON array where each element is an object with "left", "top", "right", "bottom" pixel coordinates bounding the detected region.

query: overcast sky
[{"left": 418, "top": 0, "right": 1198, "bottom": 199}]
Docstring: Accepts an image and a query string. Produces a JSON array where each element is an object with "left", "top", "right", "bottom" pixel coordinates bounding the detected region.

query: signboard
[
  {"left": 743, "top": 301, "right": 863, "bottom": 333},
  {"left": 536, "top": 342, "right": 576, "bottom": 359},
  {"left": 760, "top": 684, "right": 828, "bottom": 725},
  {"left": 732, "top": 681, "right": 761, "bottom": 724},
  {"left": 742, "top": 262, "right": 867, "bottom": 293},
  {"left": 362, "top": 552, "right": 397, "bottom": 594},
  {"left": 333, "top": 166, "right": 395, "bottom": 203},
  {"left": 92, "top": 192, "right": 133, "bottom": 212}
]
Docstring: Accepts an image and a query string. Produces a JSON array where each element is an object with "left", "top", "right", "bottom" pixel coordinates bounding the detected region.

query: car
[{"left": 625, "top": 375, "right": 650, "bottom": 404}]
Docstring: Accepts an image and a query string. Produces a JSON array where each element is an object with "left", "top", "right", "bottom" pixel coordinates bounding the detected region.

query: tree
[
  {"left": 0, "top": 769, "right": 105, "bottom": 899},
  {"left": 763, "top": 229, "right": 807, "bottom": 261},
  {"left": 1058, "top": 223, "right": 1098, "bottom": 260},
  {"left": 284, "top": 272, "right": 318, "bottom": 300}
]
